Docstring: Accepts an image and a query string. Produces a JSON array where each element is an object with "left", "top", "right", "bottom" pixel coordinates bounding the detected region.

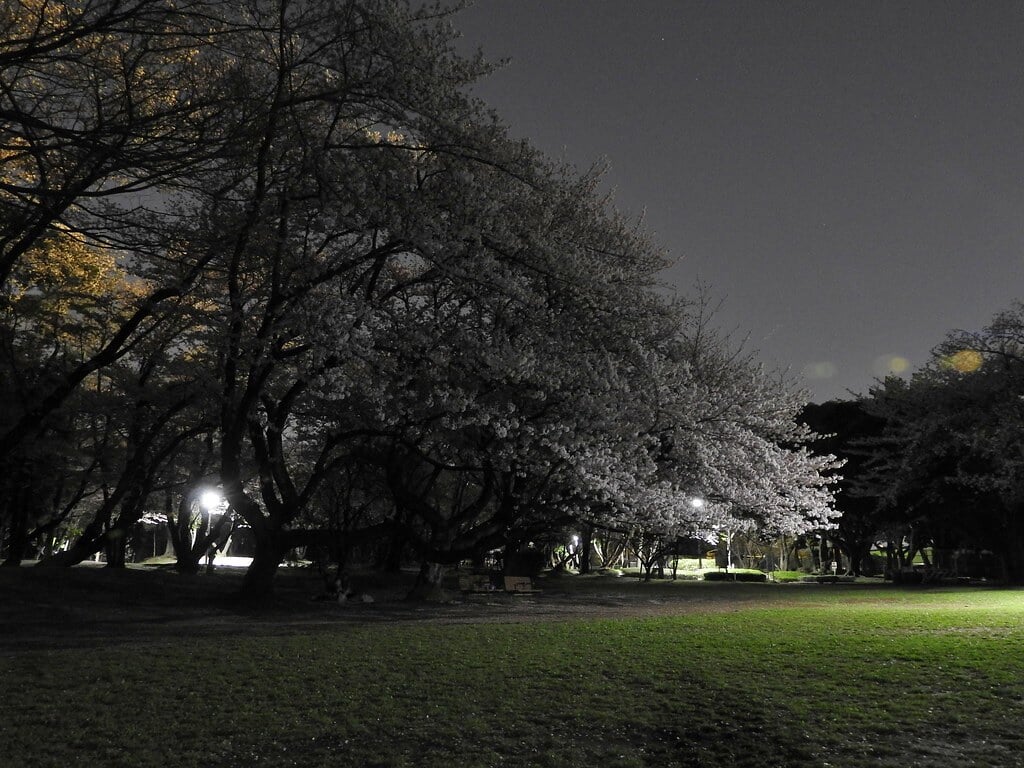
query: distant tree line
[
  {"left": 804, "top": 303, "right": 1024, "bottom": 584},
  {"left": 0, "top": 0, "right": 837, "bottom": 598}
]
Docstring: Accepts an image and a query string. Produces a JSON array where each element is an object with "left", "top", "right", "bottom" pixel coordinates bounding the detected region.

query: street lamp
[
  {"left": 198, "top": 489, "right": 226, "bottom": 572},
  {"left": 689, "top": 498, "right": 706, "bottom": 569},
  {"left": 199, "top": 489, "right": 223, "bottom": 511}
]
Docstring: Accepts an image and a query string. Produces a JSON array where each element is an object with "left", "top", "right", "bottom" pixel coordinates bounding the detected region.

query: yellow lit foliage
[
  {"left": 1, "top": 0, "right": 70, "bottom": 40},
  {"left": 1, "top": 0, "right": 227, "bottom": 200},
  {"left": 944, "top": 348, "right": 984, "bottom": 374},
  {"left": 0, "top": 134, "right": 34, "bottom": 205},
  {"left": 5, "top": 229, "right": 141, "bottom": 351},
  {"left": 364, "top": 128, "right": 407, "bottom": 145}
]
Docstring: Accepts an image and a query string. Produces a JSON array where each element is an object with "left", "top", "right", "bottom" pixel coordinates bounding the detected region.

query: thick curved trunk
[
  {"left": 238, "top": 532, "right": 286, "bottom": 600},
  {"left": 36, "top": 522, "right": 107, "bottom": 567},
  {"left": 36, "top": 547, "right": 90, "bottom": 568}
]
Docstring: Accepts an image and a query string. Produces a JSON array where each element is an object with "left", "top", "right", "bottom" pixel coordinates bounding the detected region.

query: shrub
[
  {"left": 799, "top": 575, "right": 857, "bottom": 584},
  {"left": 702, "top": 570, "right": 767, "bottom": 582}
]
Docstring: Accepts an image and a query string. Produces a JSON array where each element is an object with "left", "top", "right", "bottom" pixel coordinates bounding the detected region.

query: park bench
[
  {"left": 502, "top": 575, "right": 538, "bottom": 593},
  {"left": 459, "top": 574, "right": 498, "bottom": 592},
  {"left": 458, "top": 574, "right": 538, "bottom": 593}
]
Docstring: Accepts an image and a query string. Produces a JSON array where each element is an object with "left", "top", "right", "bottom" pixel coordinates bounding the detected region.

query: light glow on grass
[{"left": 2, "top": 585, "right": 1023, "bottom": 767}]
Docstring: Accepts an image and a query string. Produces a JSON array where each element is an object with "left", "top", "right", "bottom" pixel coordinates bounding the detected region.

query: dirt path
[{"left": 0, "top": 565, "right": 864, "bottom": 652}]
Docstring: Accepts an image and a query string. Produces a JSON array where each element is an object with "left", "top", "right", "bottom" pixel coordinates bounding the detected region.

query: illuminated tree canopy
[{"left": 0, "top": 0, "right": 836, "bottom": 596}]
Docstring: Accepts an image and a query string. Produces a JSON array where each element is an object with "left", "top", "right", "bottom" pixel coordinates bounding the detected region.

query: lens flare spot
[
  {"left": 802, "top": 361, "right": 837, "bottom": 379},
  {"left": 873, "top": 354, "right": 910, "bottom": 377},
  {"left": 945, "top": 348, "right": 983, "bottom": 373}
]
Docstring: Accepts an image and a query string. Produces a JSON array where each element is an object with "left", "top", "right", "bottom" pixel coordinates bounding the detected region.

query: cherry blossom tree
[
  {"left": 576, "top": 303, "right": 840, "bottom": 563},
  {"left": 1, "top": 0, "right": 839, "bottom": 595},
  {"left": 190, "top": 18, "right": 839, "bottom": 593}
]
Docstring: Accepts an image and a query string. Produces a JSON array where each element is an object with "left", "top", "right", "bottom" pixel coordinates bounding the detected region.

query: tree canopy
[
  {"left": 857, "top": 304, "right": 1024, "bottom": 582},
  {"left": 1, "top": 0, "right": 836, "bottom": 597}
]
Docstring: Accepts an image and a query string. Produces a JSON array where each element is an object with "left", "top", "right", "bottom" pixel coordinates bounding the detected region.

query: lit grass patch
[{"left": 2, "top": 588, "right": 1023, "bottom": 767}]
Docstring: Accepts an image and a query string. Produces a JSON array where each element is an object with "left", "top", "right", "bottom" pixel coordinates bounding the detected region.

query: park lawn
[{"left": 2, "top": 587, "right": 1023, "bottom": 768}]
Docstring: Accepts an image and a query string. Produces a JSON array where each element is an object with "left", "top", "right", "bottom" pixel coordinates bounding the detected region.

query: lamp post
[
  {"left": 689, "top": 498, "right": 705, "bottom": 569},
  {"left": 199, "top": 489, "right": 224, "bottom": 571}
]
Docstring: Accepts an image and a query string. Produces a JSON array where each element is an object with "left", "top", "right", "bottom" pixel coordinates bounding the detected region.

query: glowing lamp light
[
  {"left": 689, "top": 497, "right": 705, "bottom": 509},
  {"left": 199, "top": 490, "right": 223, "bottom": 511}
]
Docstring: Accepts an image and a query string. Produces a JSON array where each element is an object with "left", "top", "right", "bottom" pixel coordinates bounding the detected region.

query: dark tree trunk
[
  {"left": 839, "top": 540, "right": 873, "bottom": 576},
  {"left": 1003, "top": 553, "right": 1024, "bottom": 586},
  {"left": 996, "top": 520, "right": 1024, "bottom": 585},
  {"left": 1, "top": 505, "right": 29, "bottom": 567},
  {"left": 638, "top": 555, "right": 656, "bottom": 581},
  {"left": 578, "top": 524, "right": 593, "bottom": 574},
  {"left": 406, "top": 561, "right": 449, "bottom": 602},
  {"left": 162, "top": 521, "right": 176, "bottom": 557},
  {"left": 240, "top": 550, "right": 283, "bottom": 599},
  {"left": 176, "top": 552, "right": 203, "bottom": 574},
  {"left": 36, "top": 515, "right": 109, "bottom": 567},
  {"left": 884, "top": 541, "right": 898, "bottom": 579},
  {"left": 377, "top": 528, "right": 407, "bottom": 573},
  {"left": 104, "top": 527, "right": 128, "bottom": 568},
  {"left": 239, "top": 531, "right": 286, "bottom": 600},
  {"left": 777, "top": 535, "right": 789, "bottom": 571},
  {"left": 168, "top": 492, "right": 197, "bottom": 569}
]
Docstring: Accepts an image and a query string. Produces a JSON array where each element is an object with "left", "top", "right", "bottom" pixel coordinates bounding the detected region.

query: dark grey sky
[{"left": 452, "top": 0, "right": 1024, "bottom": 402}]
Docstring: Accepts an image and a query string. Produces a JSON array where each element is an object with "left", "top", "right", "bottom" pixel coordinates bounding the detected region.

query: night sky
[{"left": 452, "top": 1, "right": 1024, "bottom": 403}]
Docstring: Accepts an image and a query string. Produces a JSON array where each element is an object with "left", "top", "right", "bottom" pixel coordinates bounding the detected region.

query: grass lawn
[{"left": 2, "top": 572, "right": 1023, "bottom": 767}]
